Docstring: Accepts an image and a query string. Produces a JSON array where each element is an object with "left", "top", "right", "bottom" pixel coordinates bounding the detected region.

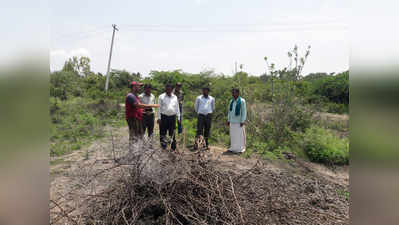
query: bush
[
  {"left": 302, "top": 127, "right": 349, "bottom": 165},
  {"left": 311, "top": 71, "right": 349, "bottom": 105},
  {"left": 50, "top": 97, "right": 124, "bottom": 156},
  {"left": 266, "top": 96, "right": 313, "bottom": 145}
]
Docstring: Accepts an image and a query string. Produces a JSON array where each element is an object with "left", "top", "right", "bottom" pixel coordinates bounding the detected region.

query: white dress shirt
[
  {"left": 138, "top": 93, "right": 155, "bottom": 105},
  {"left": 195, "top": 95, "right": 215, "bottom": 115},
  {"left": 157, "top": 93, "right": 180, "bottom": 119},
  {"left": 139, "top": 93, "right": 156, "bottom": 114}
]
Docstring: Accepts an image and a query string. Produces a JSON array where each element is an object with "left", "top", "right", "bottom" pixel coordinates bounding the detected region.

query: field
[
  {"left": 50, "top": 124, "right": 348, "bottom": 224},
  {"left": 50, "top": 52, "right": 349, "bottom": 224}
]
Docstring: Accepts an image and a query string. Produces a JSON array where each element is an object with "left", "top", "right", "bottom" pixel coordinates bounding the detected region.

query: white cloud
[
  {"left": 49, "top": 49, "right": 67, "bottom": 57},
  {"left": 50, "top": 48, "right": 90, "bottom": 58},
  {"left": 195, "top": 0, "right": 202, "bottom": 5},
  {"left": 69, "top": 48, "right": 91, "bottom": 58},
  {"left": 157, "top": 52, "right": 170, "bottom": 58}
]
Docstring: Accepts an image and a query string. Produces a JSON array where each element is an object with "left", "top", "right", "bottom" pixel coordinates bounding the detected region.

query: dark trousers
[
  {"left": 142, "top": 113, "right": 154, "bottom": 137},
  {"left": 177, "top": 104, "right": 183, "bottom": 134},
  {"left": 160, "top": 114, "right": 177, "bottom": 150},
  {"left": 196, "top": 113, "right": 212, "bottom": 147},
  {"left": 127, "top": 117, "right": 144, "bottom": 149}
]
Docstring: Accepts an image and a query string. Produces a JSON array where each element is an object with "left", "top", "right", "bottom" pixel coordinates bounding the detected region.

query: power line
[
  {"left": 51, "top": 21, "right": 348, "bottom": 41},
  {"left": 120, "top": 23, "right": 348, "bottom": 33},
  {"left": 121, "top": 19, "right": 347, "bottom": 28}
]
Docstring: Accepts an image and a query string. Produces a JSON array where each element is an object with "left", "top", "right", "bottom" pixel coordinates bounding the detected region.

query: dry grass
[{"left": 50, "top": 135, "right": 349, "bottom": 225}]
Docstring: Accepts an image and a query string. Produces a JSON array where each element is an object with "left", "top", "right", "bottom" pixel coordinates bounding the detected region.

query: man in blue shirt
[
  {"left": 194, "top": 87, "right": 215, "bottom": 150},
  {"left": 227, "top": 88, "right": 247, "bottom": 153}
]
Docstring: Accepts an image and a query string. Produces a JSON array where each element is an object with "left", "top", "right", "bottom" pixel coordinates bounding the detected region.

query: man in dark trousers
[
  {"left": 125, "top": 81, "right": 159, "bottom": 147},
  {"left": 139, "top": 84, "right": 156, "bottom": 138},
  {"left": 194, "top": 87, "right": 215, "bottom": 150},
  {"left": 173, "top": 82, "right": 184, "bottom": 134},
  {"left": 157, "top": 84, "right": 181, "bottom": 150}
]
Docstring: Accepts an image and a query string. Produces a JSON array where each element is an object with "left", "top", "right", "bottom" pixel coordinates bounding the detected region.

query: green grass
[
  {"left": 244, "top": 139, "right": 282, "bottom": 160},
  {"left": 50, "top": 158, "right": 65, "bottom": 166},
  {"left": 302, "top": 126, "right": 349, "bottom": 165},
  {"left": 325, "top": 102, "right": 348, "bottom": 114},
  {"left": 242, "top": 148, "right": 253, "bottom": 158},
  {"left": 318, "top": 119, "right": 348, "bottom": 133},
  {"left": 337, "top": 189, "right": 350, "bottom": 201},
  {"left": 50, "top": 97, "right": 125, "bottom": 156}
]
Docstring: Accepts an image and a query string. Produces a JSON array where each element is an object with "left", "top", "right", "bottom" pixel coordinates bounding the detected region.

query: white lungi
[{"left": 229, "top": 123, "right": 246, "bottom": 153}]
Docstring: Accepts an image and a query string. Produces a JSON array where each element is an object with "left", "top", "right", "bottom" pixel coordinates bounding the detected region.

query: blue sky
[{"left": 49, "top": 0, "right": 349, "bottom": 76}]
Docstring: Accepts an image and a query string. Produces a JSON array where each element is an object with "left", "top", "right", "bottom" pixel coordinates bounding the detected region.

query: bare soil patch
[{"left": 50, "top": 127, "right": 348, "bottom": 225}]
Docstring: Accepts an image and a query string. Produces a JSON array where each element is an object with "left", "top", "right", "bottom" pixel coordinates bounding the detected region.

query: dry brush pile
[{"left": 50, "top": 138, "right": 348, "bottom": 225}]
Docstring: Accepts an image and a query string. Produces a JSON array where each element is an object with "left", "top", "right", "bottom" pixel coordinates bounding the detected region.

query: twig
[
  {"left": 229, "top": 175, "right": 245, "bottom": 224},
  {"left": 50, "top": 199, "right": 78, "bottom": 225}
]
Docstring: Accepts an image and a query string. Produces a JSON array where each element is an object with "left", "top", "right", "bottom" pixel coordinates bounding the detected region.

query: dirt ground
[{"left": 50, "top": 126, "right": 349, "bottom": 224}]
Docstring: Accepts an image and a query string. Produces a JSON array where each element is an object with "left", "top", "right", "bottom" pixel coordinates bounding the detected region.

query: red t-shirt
[{"left": 125, "top": 93, "right": 143, "bottom": 120}]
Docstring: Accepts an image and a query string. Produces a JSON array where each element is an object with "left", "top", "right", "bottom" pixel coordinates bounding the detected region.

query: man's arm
[
  {"left": 136, "top": 103, "right": 159, "bottom": 109},
  {"left": 157, "top": 95, "right": 162, "bottom": 120},
  {"left": 127, "top": 93, "right": 151, "bottom": 108},
  {"left": 240, "top": 99, "right": 247, "bottom": 126},
  {"left": 152, "top": 95, "right": 156, "bottom": 114},
  {"left": 176, "top": 97, "right": 181, "bottom": 122},
  {"left": 127, "top": 94, "right": 135, "bottom": 105},
  {"left": 194, "top": 96, "right": 199, "bottom": 113},
  {"left": 227, "top": 100, "right": 231, "bottom": 125}
]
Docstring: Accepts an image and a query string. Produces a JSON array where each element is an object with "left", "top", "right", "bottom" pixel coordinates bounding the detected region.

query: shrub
[
  {"left": 302, "top": 127, "right": 349, "bottom": 165},
  {"left": 267, "top": 100, "right": 313, "bottom": 146},
  {"left": 311, "top": 71, "right": 349, "bottom": 105},
  {"left": 50, "top": 98, "right": 124, "bottom": 156}
]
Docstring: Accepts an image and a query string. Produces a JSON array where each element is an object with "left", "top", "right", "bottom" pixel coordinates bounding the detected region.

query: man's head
[
  {"left": 202, "top": 87, "right": 210, "bottom": 96},
  {"left": 130, "top": 81, "right": 142, "bottom": 93},
  {"left": 144, "top": 83, "right": 152, "bottom": 95},
  {"left": 232, "top": 88, "right": 240, "bottom": 99},
  {"left": 165, "top": 83, "right": 173, "bottom": 95},
  {"left": 175, "top": 82, "right": 182, "bottom": 91}
]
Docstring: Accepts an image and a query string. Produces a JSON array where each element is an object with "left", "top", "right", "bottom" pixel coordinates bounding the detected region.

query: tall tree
[{"left": 62, "top": 56, "right": 91, "bottom": 77}]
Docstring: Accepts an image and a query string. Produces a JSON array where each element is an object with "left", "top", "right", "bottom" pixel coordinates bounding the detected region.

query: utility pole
[{"left": 105, "top": 24, "right": 118, "bottom": 92}]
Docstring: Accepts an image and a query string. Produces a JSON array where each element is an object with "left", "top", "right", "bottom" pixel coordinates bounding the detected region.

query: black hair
[
  {"left": 165, "top": 83, "right": 173, "bottom": 88},
  {"left": 202, "top": 87, "right": 210, "bottom": 91},
  {"left": 144, "top": 83, "right": 152, "bottom": 89},
  {"left": 232, "top": 88, "right": 240, "bottom": 93}
]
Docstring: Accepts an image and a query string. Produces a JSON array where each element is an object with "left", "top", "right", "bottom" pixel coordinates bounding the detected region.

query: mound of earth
[{"left": 50, "top": 131, "right": 348, "bottom": 225}]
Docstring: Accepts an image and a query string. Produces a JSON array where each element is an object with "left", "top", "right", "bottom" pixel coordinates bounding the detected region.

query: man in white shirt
[
  {"left": 157, "top": 84, "right": 181, "bottom": 151},
  {"left": 194, "top": 87, "right": 215, "bottom": 149},
  {"left": 139, "top": 83, "right": 156, "bottom": 137},
  {"left": 173, "top": 82, "right": 184, "bottom": 134}
]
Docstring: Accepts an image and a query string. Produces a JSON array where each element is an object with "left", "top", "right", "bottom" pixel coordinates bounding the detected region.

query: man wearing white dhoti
[{"left": 227, "top": 88, "right": 247, "bottom": 153}]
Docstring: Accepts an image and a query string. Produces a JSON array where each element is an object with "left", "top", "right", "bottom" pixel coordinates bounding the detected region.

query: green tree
[{"left": 62, "top": 56, "right": 92, "bottom": 77}]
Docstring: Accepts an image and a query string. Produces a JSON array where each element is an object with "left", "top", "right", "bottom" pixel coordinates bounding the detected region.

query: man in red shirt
[{"left": 125, "top": 81, "right": 159, "bottom": 145}]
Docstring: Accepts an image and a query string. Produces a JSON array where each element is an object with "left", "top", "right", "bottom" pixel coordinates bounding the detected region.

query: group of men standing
[{"left": 125, "top": 81, "right": 247, "bottom": 153}]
